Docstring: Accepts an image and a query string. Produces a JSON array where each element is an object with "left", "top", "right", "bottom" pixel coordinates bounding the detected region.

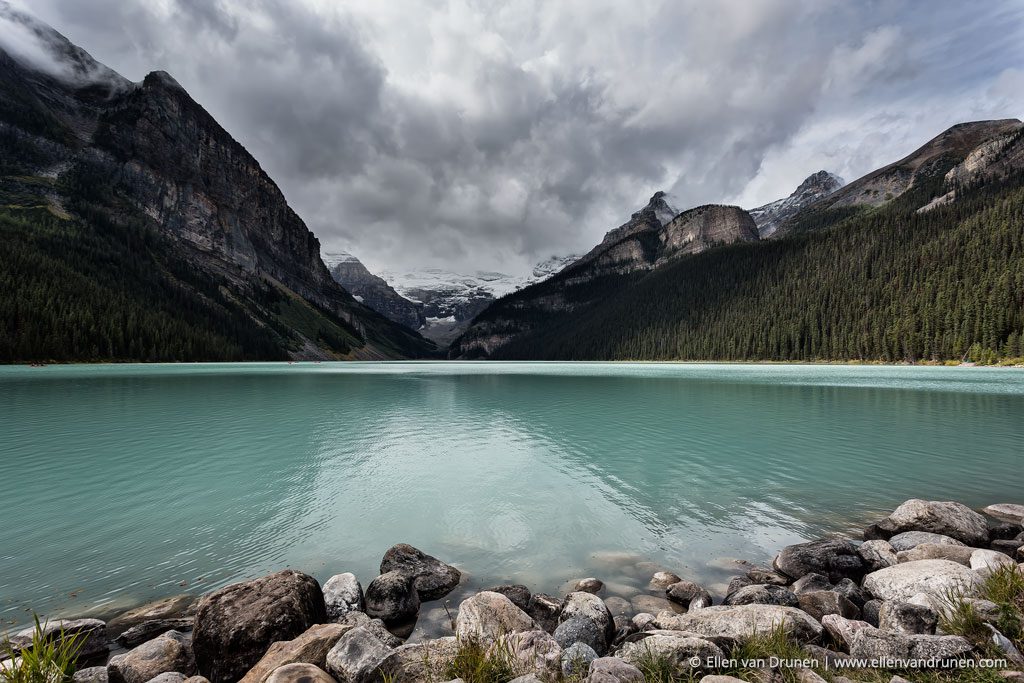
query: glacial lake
[{"left": 1, "top": 362, "right": 1022, "bottom": 635}]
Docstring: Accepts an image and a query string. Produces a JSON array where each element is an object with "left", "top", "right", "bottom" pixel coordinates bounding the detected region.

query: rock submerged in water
[{"left": 379, "top": 543, "right": 461, "bottom": 601}]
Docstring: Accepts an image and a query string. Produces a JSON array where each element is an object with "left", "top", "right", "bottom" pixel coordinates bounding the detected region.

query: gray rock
[
  {"left": 74, "top": 666, "right": 109, "bottom": 683},
  {"left": 9, "top": 618, "right": 108, "bottom": 660},
  {"left": 849, "top": 627, "right": 973, "bottom": 662},
  {"left": 554, "top": 617, "right": 606, "bottom": 656},
  {"left": 323, "top": 573, "right": 364, "bottom": 620},
  {"left": 649, "top": 572, "right": 682, "bottom": 589},
  {"left": 878, "top": 601, "right": 937, "bottom": 635},
  {"left": 108, "top": 631, "right": 195, "bottom": 683},
  {"left": 238, "top": 623, "right": 350, "bottom": 683},
  {"left": 324, "top": 626, "right": 393, "bottom": 683},
  {"left": 746, "top": 567, "right": 790, "bottom": 585},
  {"left": 263, "top": 664, "right": 335, "bottom": 683},
  {"left": 985, "top": 624, "right": 1024, "bottom": 664},
  {"left": 803, "top": 644, "right": 853, "bottom": 668},
  {"left": 653, "top": 605, "right": 823, "bottom": 643},
  {"left": 145, "top": 675, "right": 187, "bottom": 683},
  {"left": 991, "top": 539, "right": 1024, "bottom": 555},
  {"left": 574, "top": 578, "right": 605, "bottom": 594},
  {"left": 896, "top": 543, "right": 974, "bottom": 566},
  {"left": 508, "top": 676, "right": 544, "bottom": 683},
  {"left": 797, "top": 591, "right": 859, "bottom": 621},
  {"left": 379, "top": 544, "right": 460, "bottom": 601},
  {"left": 861, "top": 559, "right": 981, "bottom": 602},
  {"left": 862, "top": 599, "right": 882, "bottom": 627},
  {"left": 376, "top": 637, "right": 460, "bottom": 681},
  {"left": 833, "top": 578, "right": 868, "bottom": 608},
  {"left": 117, "top": 619, "right": 194, "bottom": 648},
  {"left": 886, "top": 500, "right": 989, "bottom": 546},
  {"left": 726, "top": 576, "right": 754, "bottom": 595},
  {"left": 455, "top": 591, "right": 536, "bottom": 645},
  {"left": 629, "top": 594, "right": 677, "bottom": 615},
  {"left": 107, "top": 596, "right": 196, "bottom": 639},
  {"left": 604, "top": 597, "right": 633, "bottom": 617},
  {"left": 888, "top": 531, "right": 966, "bottom": 552},
  {"left": 585, "top": 656, "right": 644, "bottom": 682},
  {"left": 988, "top": 521, "right": 1022, "bottom": 541},
  {"left": 666, "top": 580, "right": 713, "bottom": 608},
  {"left": 723, "top": 584, "right": 799, "bottom": 608},
  {"left": 858, "top": 540, "right": 898, "bottom": 571},
  {"left": 483, "top": 584, "right": 531, "bottom": 612},
  {"left": 182, "top": 678, "right": 210, "bottom": 683},
  {"left": 631, "top": 613, "right": 655, "bottom": 631},
  {"left": 560, "top": 592, "right": 615, "bottom": 654},
  {"left": 774, "top": 539, "right": 865, "bottom": 583},
  {"left": 617, "top": 633, "right": 723, "bottom": 670},
  {"left": 504, "top": 629, "right": 562, "bottom": 680},
  {"left": 333, "top": 612, "right": 402, "bottom": 648},
  {"left": 526, "top": 593, "right": 561, "bottom": 633},
  {"left": 612, "top": 615, "right": 637, "bottom": 645},
  {"left": 791, "top": 573, "right": 833, "bottom": 595},
  {"left": 821, "top": 614, "right": 872, "bottom": 651},
  {"left": 864, "top": 518, "right": 898, "bottom": 541},
  {"left": 983, "top": 503, "right": 1024, "bottom": 524},
  {"left": 970, "top": 548, "right": 1015, "bottom": 571},
  {"left": 192, "top": 570, "right": 326, "bottom": 683},
  {"left": 364, "top": 571, "right": 419, "bottom": 625},
  {"left": 562, "top": 642, "right": 598, "bottom": 678},
  {"left": 698, "top": 678, "right": 747, "bottom": 683}
]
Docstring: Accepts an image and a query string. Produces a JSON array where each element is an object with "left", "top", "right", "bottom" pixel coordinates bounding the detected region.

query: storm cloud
[{"left": 10, "top": 0, "right": 1024, "bottom": 274}]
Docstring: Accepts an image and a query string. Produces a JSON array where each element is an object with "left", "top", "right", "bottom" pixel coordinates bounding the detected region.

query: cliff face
[
  {"left": 325, "top": 252, "right": 424, "bottom": 330},
  {"left": 749, "top": 171, "right": 844, "bottom": 237}
]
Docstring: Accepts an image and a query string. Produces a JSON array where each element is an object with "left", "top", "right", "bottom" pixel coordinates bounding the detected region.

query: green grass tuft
[
  {"left": 442, "top": 637, "right": 519, "bottom": 683},
  {"left": 1, "top": 616, "right": 84, "bottom": 683}
]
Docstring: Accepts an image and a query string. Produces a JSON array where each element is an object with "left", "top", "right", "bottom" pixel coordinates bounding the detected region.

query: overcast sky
[{"left": 9, "top": 0, "right": 1024, "bottom": 275}]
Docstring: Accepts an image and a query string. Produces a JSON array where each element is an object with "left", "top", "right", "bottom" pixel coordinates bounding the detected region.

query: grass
[
  {"left": 939, "top": 562, "right": 1024, "bottom": 654},
  {"left": 1, "top": 617, "right": 84, "bottom": 683},
  {"left": 442, "top": 637, "right": 520, "bottom": 683}
]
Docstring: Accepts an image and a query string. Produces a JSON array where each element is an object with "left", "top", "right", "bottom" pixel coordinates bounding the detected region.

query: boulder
[
  {"left": 970, "top": 549, "right": 1015, "bottom": 571},
  {"left": 886, "top": 500, "right": 989, "bottom": 546},
  {"left": 888, "top": 531, "right": 965, "bottom": 552},
  {"left": 182, "top": 678, "right": 210, "bottom": 683},
  {"left": 455, "top": 591, "right": 536, "bottom": 645},
  {"left": 364, "top": 571, "right": 419, "bottom": 625},
  {"left": 108, "top": 631, "right": 195, "bottom": 683},
  {"left": 617, "top": 633, "right": 723, "bottom": 670},
  {"left": 698, "top": 678, "right": 747, "bottom": 683},
  {"left": 334, "top": 612, "right": 403, "bottom": 648},
  {"left": 574, "top": 578, "right": 605, "bottom": 594},
  {"left": 650, "top": 572, "right": 682, "bottom": 589},
  {"left": 896, "top": 543, "right": 973, "bottom": 566},
  {"left": 629, "top": 595, "right": 678, "bottom": 615},
  {"left": 985, "top": 624, "right": 1024, "bottom": 665},
  {"left": 863, "top": 518, "right": 898, "bottom": 541},
  {"left": 323, "top": 574, "right": 364, "bottom": 620},
  {"left": 560, "top": 592, "right": 615, "bottom": 654},
  {"left": 746, "top": 567, "right": 790, "bottom": 585},
  {"left": 526, "top": 593, "right": 561, "bottom": 633},
  {"left": 379, "top": 544, "right": 460, "bottom": 601},
  {"left": 508, "top": 676, "right": 544, "bottom": 683},
  {"left": 988, "top": 522, "right": 1022, "bottom": 541},
  {"left": 483, "top": 584, "right": 531, "bottom": 612},
  {"left": 192, "top": 570, "right": 326, "bottom": 683},
  {"left": 239, "top": 623, "right": 349, "bottom": 683},
  {"left": 652, "top": 605, "right": 823, "bottom": 643},
  {"left": 612, "top": 615, "right": 638, "bottom": 645},
  {"left": 774, "top": 539, "right": 865, "bottom": 583},
  {"left": 585, "top": 656, "right": 644, "bottom": 682},
  {"left": 982, "top": 504, "right": 1024, "bottom": 524},
  {"left": 604, "top": 597, "right": 632, "bottom": 617},
  {"left": 991, "top": 539, "right": 1024, "bottom": 556},
  {"left": 376, "top": 637, "right": 460, "bottom": 681},
  {"left": 861, "top": 560, "right": 981, "bottom": 602},
  {"left": 833, "top": 578, "right": 868, "bottom": 608},
  {"left": 9, "top": 618, "right": 107, "bottom": 660},
  {"left": 74, "top": 666, "right": 109, "bottom": 683},
  {"left": 797, "top": 591, "right": 859, "bottom": 621},
  {"left": 791, "top": 573, "right": 833, "bottom": 595},
  {"left": 858, "top": 540, "right": 898, "bottom": 571},
  {"left": 631, "top": 613, "right": 656, "bottom": 631},
  {"left": 861, "top": 599, "right": 882, "bottom": 627},
  {"left": 723, "top": 584, "right": 798, "bottom": 607},
  {"left": 554, "top": 618, "right": 606, "bottom": 655},
  {"left": 263, "top": 664, "right": 335, "bottom": 683},
  {"left": 107, "top": 596, "right": 196, "bottom": 639},
  {"left": 820, "top": 615, "right": 871, "bottom": 651},
  {"left": 665, "top": 580, "right": 712, "bottom": 608},
  {"left": 145, "top": 674, "right": 187, "bottom": 683},
  {"left": 726, "top": 576, "right": 754, "bottom": 595},
  {"left": 504, "top": 630, "right": 562, "bottom": 680},
  {"left": 878, "top": 601, "right": 937, "bottom": 635},
  {"left": 561, "top": 642, "right": 598, "bottom": 678},
  {"left": 324, "top": 626, "right": 393, "bottom": 683},
  {"left": 117, "top": 619, "right": 194, "bottom": 648},
  {"left": 849, "top": 627, "right": 973, "bottom": 662}
]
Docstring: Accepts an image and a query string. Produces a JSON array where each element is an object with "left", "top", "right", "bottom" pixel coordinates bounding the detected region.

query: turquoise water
[{"left": 1, "top": 362, "right": 1022, "bottom": 632}]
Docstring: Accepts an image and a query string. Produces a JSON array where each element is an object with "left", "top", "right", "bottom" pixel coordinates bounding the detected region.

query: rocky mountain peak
[{"left": 750, "top": 170, "right": 845, "bottom": 238}]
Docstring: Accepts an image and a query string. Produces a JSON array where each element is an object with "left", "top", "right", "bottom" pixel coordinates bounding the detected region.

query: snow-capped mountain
[{"left": 749, "top": 171, "right": 844, "bottom": 237}]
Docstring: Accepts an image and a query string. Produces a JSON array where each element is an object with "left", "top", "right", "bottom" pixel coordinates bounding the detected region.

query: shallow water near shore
[{"left": 1, "top": 362, "right": 1022, "bottom": 633}]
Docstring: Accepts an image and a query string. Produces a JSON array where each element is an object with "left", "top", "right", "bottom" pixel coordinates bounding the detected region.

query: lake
[{"left": 1, "top": 362, "right": 1021, "bottom": 636}]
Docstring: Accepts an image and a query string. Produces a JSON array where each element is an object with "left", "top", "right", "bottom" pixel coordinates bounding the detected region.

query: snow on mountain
[{"left": 748, "top": 171, "right": 844, "bottom": 237}]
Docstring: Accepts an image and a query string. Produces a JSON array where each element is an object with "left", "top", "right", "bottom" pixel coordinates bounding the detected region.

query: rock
[
  {"left": 505, "top": 630, "right": 562, "bottom": 680},
  {"left": 724, "top": 584, "right": 799, "bottom": 608},
  {"left": 239, "top": 623, "right": 349, "bottom": 683},
  {"left": 986, "top": 624, "right": 1024, "bottom": 665},
  {"left": 666, "top": 580, "right": 713, "bottom": 608},
  {"left": 631, "top": 613, "right": 655, "bottom": 631},
  {"left": 858, "top": 540, "right": 898, "bottom": 571},
  {"left": 888, "top": 531, "right": 966, "bottom": 552},
  {"left": 878, "top": 601, "right": 937, "bottom": 635},
  {"left": 574, "top": 578, "right": 605, "bottom": 594},
  {"left": 983, "top": 504, "right": 1024, "bottom": 524},
  {"left": 992, "top": 539, "right": 1024, "bottom": 555},
  {"left": 629, "top": 594, "right": 678, "bottom": 615},
  {"left": 612, "top": 615, "right": 638, "bottom": 645},
  {"left": 560, "top": 592, "right": 615, "bottom": 654},
  {"left": 864, "top": 518, "right": 898, "bottom": 541},
  {"left": 333, "top": 612, "right": 402, "bottom": 648},
  {"left": 617, "top": 633, "right": 723, "bottom": 670},
  {"left": 117, "top": 619, "right": 195, "bottom": 648},
  {"left": 849, "top": 627, "right": 973, "bottom": 662},
  {"left": 653, "top": 605, "right": 823, "bottom": 643},
  {"left": 108, "top": 631, "right": 195, "bottom": 683},
  {"left": 363, "top": 571, "right": 419, "bottom": 625},
  {"left": 324, "top": 626, "right": 393, "bottom": 683},
  {"left": 897, "top": 543, "right": 974, "bottom": 566},
  {"left": 483, "top": 584, "right": 531, "bottom": 612},
  {"left": 182, "top": 678, "right": 210, "bottom": 683},
  {"left": 9, "top": 618, "right": 108, "bottom": 659},
  {"left": 323, "top": 574, "right": 364, "bottom": 620},
  {"left": 604, "top": 597, "right": 633, "bottom": 617},
  {"left": 585, "top": 656, "right": 644, "bottom": 682},
  {"left": 774, "top": 539, "right": 865, "bottom": 583},
  {"left": 821, "top": 615, "right": 872, "bottom": 651},
  {"left": 862, "top": 560, "right": 981, "bottom": 602},
  {"left": 797, "top": 591, "right": 859, "bottom": 621},
  {"left": 971, "top": 549, "right": 1015, "bottom": 571},
  {"left": 508, "top": 676, "right": 544, "bottom": 683},
  {"left": 263, "top": 664, "right": 335, "bottom": 683},
  {"left": 726, "top": 576, "right": 754, "bottom": 595},
  {"left": 699, "top": 678, "right": 747, "bottom": 683},
  {"left": 803, "top": 644, "right": 853, "bottom": 668},
  {"left": 376, "top": 637, "right": 460, "bottom": 681},
  {"left": 379, "top": 544, "right": 460, "bottom": 601},
  {"left": 192, "top": 570, "right": 326, "bottom": 683},
  {"left": 108, "top": 596, "right": 196, "bottom": 639},
  {"left": 746, "top": 567, "right": 790, "bottom": 585},
  {"left": 455, "top": 591, "right": 536, "bottom": 645},
  {"left": 74, "top": 666, "right": 109, "bottom": 683},
  {"left": 650, "top": 572, "right": 682, "bottom": 589},
  {"left": 144, "top": 674, "right": 187, "bottom": 683},
  {"left": 791, "top": 573, "right": 834, "bottom": 595},
  {"left": 833, "top": 578, "right": 868, "bottom": 608},
  {"left": 989, "top": 522, "right": 1022, "bottom": 541},
  {"left": 526, "top": 593, "right": 561, "bottom": 633},
  {"left": 554, "top": 618, "right": 607, "bottom": 656},
  {"left": 862, "top": 599, "right": 882, "bottom": 627},
  {"left": 562, "top": 642, "right": 598, "bottom": 678},
  {"left": 887, "top": 500, "right": 989, "bottom": 546}
]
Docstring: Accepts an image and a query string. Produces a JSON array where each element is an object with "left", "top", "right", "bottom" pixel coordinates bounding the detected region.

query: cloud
[{"left": 9, "top": 0, "right": 1024, "bottom": 275}]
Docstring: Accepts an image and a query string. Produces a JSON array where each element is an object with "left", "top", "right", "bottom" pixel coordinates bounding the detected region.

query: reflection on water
[{"left": 1, "top": 362, "right": 1021, "bottom": 630}]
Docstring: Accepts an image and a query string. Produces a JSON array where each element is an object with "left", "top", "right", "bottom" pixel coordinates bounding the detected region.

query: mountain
[
  {"left": 749, "top": 170, "right": 844, "bottom": 237},
  {"left": 324, "top": 251, "right": 424, "bottom": 330},
  {"left": 452, "top": 119, "right": 1024, "bottom": 362},
  {"left": 0, "top": 4, "right": 435, "bottom": 362}
]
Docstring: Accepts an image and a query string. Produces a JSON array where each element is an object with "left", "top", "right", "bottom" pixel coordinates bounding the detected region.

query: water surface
[{"left": 1, "top": 362, "right": 1021, "bottom": 633}]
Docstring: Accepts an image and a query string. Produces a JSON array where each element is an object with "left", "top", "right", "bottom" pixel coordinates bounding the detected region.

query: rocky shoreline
[{"left": 3, "top": 500, "right": 1024, "bottom": 683}]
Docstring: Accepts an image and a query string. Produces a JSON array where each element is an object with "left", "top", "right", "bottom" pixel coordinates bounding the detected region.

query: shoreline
[{"left": 3, "top": 359, "right": 1023, "bottom": 368}]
